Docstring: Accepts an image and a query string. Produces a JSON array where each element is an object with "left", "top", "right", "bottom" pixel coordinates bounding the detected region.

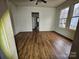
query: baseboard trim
[
  {"left": 52, "top": 31, "right": 73, "bottom": 42},
  {"left": 15, "top": 31, "right": 32, "bottom": 37},
  {"left": 15, "top": 31, "right": 73, "bottom": 42}
]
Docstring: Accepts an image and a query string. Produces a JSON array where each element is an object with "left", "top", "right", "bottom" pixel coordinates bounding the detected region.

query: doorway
[{"left": 32, "top": 12, "right": 39, "bottom": 31}]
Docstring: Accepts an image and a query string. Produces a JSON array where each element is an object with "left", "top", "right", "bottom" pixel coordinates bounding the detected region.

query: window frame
[
  {"left": 69, "top": 3, "right": 79, "bottom": 30},
  {"left": 59, "top": 2, "right": 79, "bottom": 31},
  {"left": 59, "top": 7, "right": 70, "bottom": 28}
]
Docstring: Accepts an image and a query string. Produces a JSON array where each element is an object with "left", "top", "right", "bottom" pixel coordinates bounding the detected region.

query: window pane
[
  {"left": 70, "top": 17, "right": 79, "bottom": 30},
  {"left": 60, "top": 7, "right": 69, "bottom": 18},
  {"left": 59, "top": 18, "right": 66, "bottom": 28},
  {"left": 73, "top": 3, "right": 79, "bottom": 16}
]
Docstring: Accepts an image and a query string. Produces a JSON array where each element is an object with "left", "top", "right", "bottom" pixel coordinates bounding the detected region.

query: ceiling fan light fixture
[
  {"left": 36, "top": 2, "right": 38, "bottom": 5},
  {"left": 30, "top": 0, "right": 47, "bottom": 5}
]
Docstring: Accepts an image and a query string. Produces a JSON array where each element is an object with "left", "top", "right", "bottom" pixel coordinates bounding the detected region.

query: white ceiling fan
[{"left": 30, "top": 0, "right": 47, "bottom": 5}]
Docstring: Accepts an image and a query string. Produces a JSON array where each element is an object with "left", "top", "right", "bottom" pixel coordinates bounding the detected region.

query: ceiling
[{"left": 9, "top": 0, "right": 66, "bottom": 7}]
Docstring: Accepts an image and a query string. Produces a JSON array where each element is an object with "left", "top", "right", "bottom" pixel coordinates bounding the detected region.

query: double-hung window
[
  {"left": 69, "top": 3, "right": 79, "bottom": 30},
  {"left": 59, "top": 7, "right": 69, "bottom": 28}
]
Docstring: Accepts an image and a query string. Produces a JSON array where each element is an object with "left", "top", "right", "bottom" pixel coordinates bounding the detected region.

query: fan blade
[
  {"left": 41, "top": 0, "right": 47, "bottom": 3},
  {"left": 30, "top": 0, "right": 34, "bottom": 1}
]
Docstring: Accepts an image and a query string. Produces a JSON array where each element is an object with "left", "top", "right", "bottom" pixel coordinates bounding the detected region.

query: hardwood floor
[{"left": 15, "top": 31, "right": 72, "bottom": 59}]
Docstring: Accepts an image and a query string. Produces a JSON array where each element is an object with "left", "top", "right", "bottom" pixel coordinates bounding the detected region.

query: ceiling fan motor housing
[{"left": 30, "top": 0, "right": 47, "bottom": 5}]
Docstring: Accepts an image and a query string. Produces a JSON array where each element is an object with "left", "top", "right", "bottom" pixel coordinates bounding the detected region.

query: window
[
  {"left": 59, "top": 7, "right": 69, "bottom": 28},
  {"left": 69, "top": 3, "right": 79, "bottom": 30}
]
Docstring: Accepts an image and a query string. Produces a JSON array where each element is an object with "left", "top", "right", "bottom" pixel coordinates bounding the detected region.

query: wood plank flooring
[{"left": 15, "top": 31, "right": 72, "bottom": 59}]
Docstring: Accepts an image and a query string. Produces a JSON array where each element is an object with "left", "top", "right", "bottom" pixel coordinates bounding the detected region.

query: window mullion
[{"left": 66, "top": 5, "right": 74, "bottom": 29}]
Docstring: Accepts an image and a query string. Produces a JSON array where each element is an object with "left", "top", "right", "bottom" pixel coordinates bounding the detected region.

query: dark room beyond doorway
[{"left": 32, "top": 12, "right": 39, "bottom": 32}]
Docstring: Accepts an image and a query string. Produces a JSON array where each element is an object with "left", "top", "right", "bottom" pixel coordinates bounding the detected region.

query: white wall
[{"left": 10, "top": 3, "right": 56, "bottom": 34}]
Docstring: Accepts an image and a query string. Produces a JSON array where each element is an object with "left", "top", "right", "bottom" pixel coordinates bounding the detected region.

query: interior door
[{"left": 0, "top": 10, "right": 18, "bottom": 59}]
